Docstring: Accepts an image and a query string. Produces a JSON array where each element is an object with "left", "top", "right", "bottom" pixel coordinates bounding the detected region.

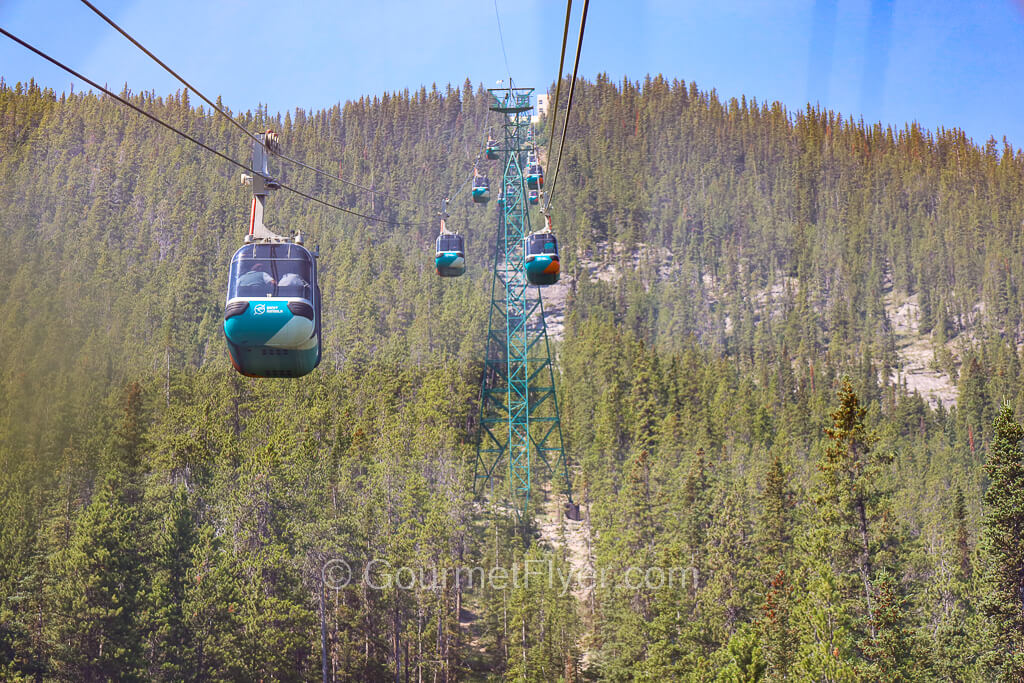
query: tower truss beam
[{"left": 474, "top": 87, "right": 572, "bottom": 523}]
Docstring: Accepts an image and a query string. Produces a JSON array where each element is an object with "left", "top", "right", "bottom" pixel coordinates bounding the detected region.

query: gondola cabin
[
  {"left": 436, "top": 232, "right": 466, "bottom": 277},
  {"left": 526, "top": 163, "right": 544, "bottom": 189},
  {"left": 485, "top": 138, "right": 499, "bottom": 160},
  {"left": 472, "top": 174, "right": 490, "bottom": 204},
  {"left": 528, "top": 189, "right": 540, "bottom": 205},
  {"left": 496, "top": 192, "right": 505, "bottom": 209},
  {"left": 224, "top": 242, "right": 322, "bottom": 378},
  {"left": 525, "top": 231, "right": 560, "bottom": 285}
]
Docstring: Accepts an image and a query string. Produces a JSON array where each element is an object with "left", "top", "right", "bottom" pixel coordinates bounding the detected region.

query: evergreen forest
[{"left": 4, "top": 73, "right": 1024, "bottom": 680}]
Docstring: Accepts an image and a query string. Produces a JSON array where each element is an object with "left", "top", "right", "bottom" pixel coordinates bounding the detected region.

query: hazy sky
[{"left": 3, "top": 1, "right": 1024, "bottom": 147}]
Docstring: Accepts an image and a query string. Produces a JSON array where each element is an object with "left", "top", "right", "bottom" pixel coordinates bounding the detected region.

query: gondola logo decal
[{"left": 253, "top": 303, "right": 284, "bottom": 316}]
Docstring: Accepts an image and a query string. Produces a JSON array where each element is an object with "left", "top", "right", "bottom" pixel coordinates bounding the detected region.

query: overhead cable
[
  {"left": 78, "top": 0, "right": 263, "bottom": 146},
  {"left": 0, "top": 26, "right": 429, "bottom": 227},
  {"left": 544, "top": 0, "right": 589, "bottom": 209},
  {"left": 542, "top": 0, "right": 573, "bottom": 213},
  {"left": 79, "top": 0, "right": 435, "bottom": 213},
  {"left": 493, "top": 0, "right": 514, "bottom": 87}
]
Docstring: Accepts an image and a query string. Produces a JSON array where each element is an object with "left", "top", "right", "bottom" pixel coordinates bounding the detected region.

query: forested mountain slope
[{"left": 2, "top": 74, "right": 1024, "bottom": 680}]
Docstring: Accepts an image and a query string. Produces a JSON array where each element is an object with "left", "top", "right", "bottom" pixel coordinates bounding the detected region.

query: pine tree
[
  {"left": 182, "top": 526, "right": 246, "bottom": 679},
  {"left": 979, "top": 403, "right": 1024, "bottom": 679},
  {"left": 815, "top": 377, "right": 891, "bottom": 633},
  {"left": 145, "top": 488, "right": 198, "bottom": 681},
  {"left": 757, "top": 454, "right": 795, "bottom": 572},
  {"left": 110, "top": 381, "right": 147, "bottom": 473},
  {"left": 952, "top": 485, "right": 972, "bottom": 584},
  {"left": 758, "top": 568, "right": 796, "bottom": 681},
  {"left": 791, "top": 556, "right": 860, "bottom": 681},
  {"left": 46, "top": 473, "right": 147, "bottom": 681},
  {"left": 859, "top": 570, "right": 931, "bottom": 682},
  {"left": 794, "top": 378, "right": 899, "bottom": 676},
  {"left": 930, "top": 485, "right": 980, "bottom": 678}
]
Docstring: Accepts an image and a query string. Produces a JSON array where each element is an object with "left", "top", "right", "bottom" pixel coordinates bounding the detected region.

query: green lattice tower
[{"left": 474, "top": 87, "right": 572, "bottom": 523}]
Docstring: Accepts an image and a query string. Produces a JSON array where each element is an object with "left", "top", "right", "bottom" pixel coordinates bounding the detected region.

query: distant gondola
[
  {"left": 436, "top": 205, "right": 465, "bottom": 277},
  {"left": 526, "top": 163, "right": 544, "bottom": 189},
  {"left": 436, "top": 232, "right": 466, "bottom": 277},
  {"left": 472, "top": 172, "right": 490, "bottom": 204},
  {"left": 485, "top": 136, "right": 499, "bottom": 160},
  {"left": 528, "top": 189, "right": 540, "bottom": 205}
]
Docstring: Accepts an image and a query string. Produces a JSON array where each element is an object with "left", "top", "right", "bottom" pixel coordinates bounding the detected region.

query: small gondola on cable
[
  {"left": 224, "top": 131, "right": 322, "bottom": 378},
  {"left": 525, "top": 162, "right": 544, "bottom": 189},
  {"left": 472, "top": 169, "right": 490, "bottom": 204},
  {"left": 485, "top": 133, "right": 499, "bottom": 160},
  {"left": 435, "top": 199, "right": 465, "bottom": 277},
  {"left": 528, "top": 188, "right": 540, "bottom": 205},
  {"left": 525, "top": 212, "right": 560, "bottom": 286}
]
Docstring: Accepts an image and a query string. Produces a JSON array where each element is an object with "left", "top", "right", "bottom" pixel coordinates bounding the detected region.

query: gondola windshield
[
  {"left": 526, "top": 233, "right": 558, "bottom": 258},
  {"left": 229, "top": 243, "right": 314, "bottom": 300},
  {"left": 436, "top": 233, "right": 464, "bottom": 254}
]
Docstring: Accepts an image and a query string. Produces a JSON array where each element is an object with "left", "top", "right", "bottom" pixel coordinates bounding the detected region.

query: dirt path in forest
[
  {"left": 536, "top": 487, "right": 594, "bottom": 602},
  {"left": 535, "top": 484, "right": 597, "bottom": 669}
]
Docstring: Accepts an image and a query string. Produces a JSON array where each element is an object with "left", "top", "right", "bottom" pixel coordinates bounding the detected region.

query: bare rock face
[
  {"left": 883, "top": 291, "right": 959, "bottom": 408},
  {"left": 542, "top": 242, "right": 960, "bottom": 407}
]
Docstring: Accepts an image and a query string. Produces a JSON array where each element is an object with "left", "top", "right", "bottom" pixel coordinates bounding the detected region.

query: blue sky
[{"left": 3, "top": 1, "right": 1024, "bottom": 147}]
